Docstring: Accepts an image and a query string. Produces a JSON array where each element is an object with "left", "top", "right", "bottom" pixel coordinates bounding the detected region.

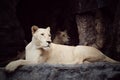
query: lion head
[
  {"left": 53, "top": 30, "right": 70, "bottom": 44},
  {"left": 31, "top": 25, "right": 51, "bottom": 49}
]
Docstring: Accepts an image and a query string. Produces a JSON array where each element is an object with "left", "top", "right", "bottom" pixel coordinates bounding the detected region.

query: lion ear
[
  {"left": 31, "top": 25, "right": 39, "bottom": 34},
  {"left": 46, "top": 27, "right": 50, "bottom": 31},
  {"left": 56, "top": 31, "right": 61, "bottom": 35}
]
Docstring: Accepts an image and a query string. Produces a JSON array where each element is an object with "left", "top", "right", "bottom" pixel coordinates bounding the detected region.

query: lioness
[
  {"left": 5, "top": 25, "right": 119, "bottom": 72},
  {"left": 53, "top": 30, "right": 69, "bottom": 45}
]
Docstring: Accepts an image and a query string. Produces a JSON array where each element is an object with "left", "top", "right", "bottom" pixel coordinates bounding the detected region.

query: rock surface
[{"left": 4, "top": 62, "right": 120, "bottom": 80}]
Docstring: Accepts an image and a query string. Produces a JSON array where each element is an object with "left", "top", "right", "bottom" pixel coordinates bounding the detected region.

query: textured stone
[
  {"left": 76, "top": 11, "right": 105, "bottom": 49},
  {"left": 5, "top": 62, "right": 120, "bottom": 80}
]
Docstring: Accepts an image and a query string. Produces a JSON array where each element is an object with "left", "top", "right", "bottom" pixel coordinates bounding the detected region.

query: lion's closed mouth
[{"left": 44, "top": 45, "right": 50, "bottom": 48}]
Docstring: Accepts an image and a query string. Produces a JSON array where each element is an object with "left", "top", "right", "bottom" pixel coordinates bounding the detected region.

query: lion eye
[
  {"left": 41, "top": 33, "right": 44, "bottom": 36},
  {"left": 62, "top": 35, "right": 65, "bottom": 37},
  {"left": 49, "top": 34, "right": 51, "bottom": 37}
]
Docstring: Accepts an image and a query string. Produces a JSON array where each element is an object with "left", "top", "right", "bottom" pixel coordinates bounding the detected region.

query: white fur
[{"left": 5, "top": 26, "right": 119, "bottom": 72}]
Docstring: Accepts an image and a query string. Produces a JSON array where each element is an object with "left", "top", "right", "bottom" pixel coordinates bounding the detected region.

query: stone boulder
[{"left": 4, "top": 62, "right": 120, "bottom": 80}]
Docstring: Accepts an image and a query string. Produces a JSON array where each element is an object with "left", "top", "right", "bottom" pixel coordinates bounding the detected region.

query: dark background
[{"left": 0, "top": 0, "right": 120, "bottom": 66}]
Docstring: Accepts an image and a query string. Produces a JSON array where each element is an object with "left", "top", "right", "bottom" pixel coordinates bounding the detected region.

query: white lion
[{"left": 5, "top": 25, "right": 119, "bottom": 72}]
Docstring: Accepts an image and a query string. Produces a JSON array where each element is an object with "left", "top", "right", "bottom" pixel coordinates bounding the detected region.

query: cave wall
[
  {"left": 0, "top": 0, "right": 25, "bottom": 66},
  {"left": 16, "top": 0, "right": 79, "bottom": 45},
  {"left": 0, "top": 0, "right": 120, "bottom": 80},
  {"left": 112, "top": 0, "right": 120, "bottom": 60},
  {"left": 0, "top": 0, "right": 120, "bottom": 67}
]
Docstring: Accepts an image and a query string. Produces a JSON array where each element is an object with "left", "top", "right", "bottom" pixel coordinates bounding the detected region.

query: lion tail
[{"left": 104, "top": 57, "right": 120, "bottom": 64}]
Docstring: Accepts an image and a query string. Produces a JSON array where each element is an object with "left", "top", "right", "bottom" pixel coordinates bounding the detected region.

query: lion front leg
[
  {"left": 5, "top": 59, "right": 23, "bottom": 72},
  {"left": 5, "top": 59, "right": 35, "bottom": 72}
]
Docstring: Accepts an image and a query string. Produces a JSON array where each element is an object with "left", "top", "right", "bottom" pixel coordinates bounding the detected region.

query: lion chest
[{"left": 26, "top": 43, "right": 42, "bottom": 63}]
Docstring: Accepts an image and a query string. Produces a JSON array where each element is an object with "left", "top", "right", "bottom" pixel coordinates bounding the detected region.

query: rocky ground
[{"left": 0, "top": 62, "right": 120, "bottom": 80}]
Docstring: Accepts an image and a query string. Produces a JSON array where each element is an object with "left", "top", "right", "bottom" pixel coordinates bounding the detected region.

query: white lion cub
[{"left": 5, "top": 25, "right": 119, "bottom": 72}]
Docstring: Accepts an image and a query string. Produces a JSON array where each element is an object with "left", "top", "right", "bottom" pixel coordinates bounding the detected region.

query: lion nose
[{"left": 47, "top": 41, "right": 51, "bottom": 44}]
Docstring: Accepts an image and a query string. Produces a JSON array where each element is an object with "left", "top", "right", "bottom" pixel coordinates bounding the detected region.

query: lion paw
[{"left": 5, "top": 61, "right": 20, "bottom": 72}]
